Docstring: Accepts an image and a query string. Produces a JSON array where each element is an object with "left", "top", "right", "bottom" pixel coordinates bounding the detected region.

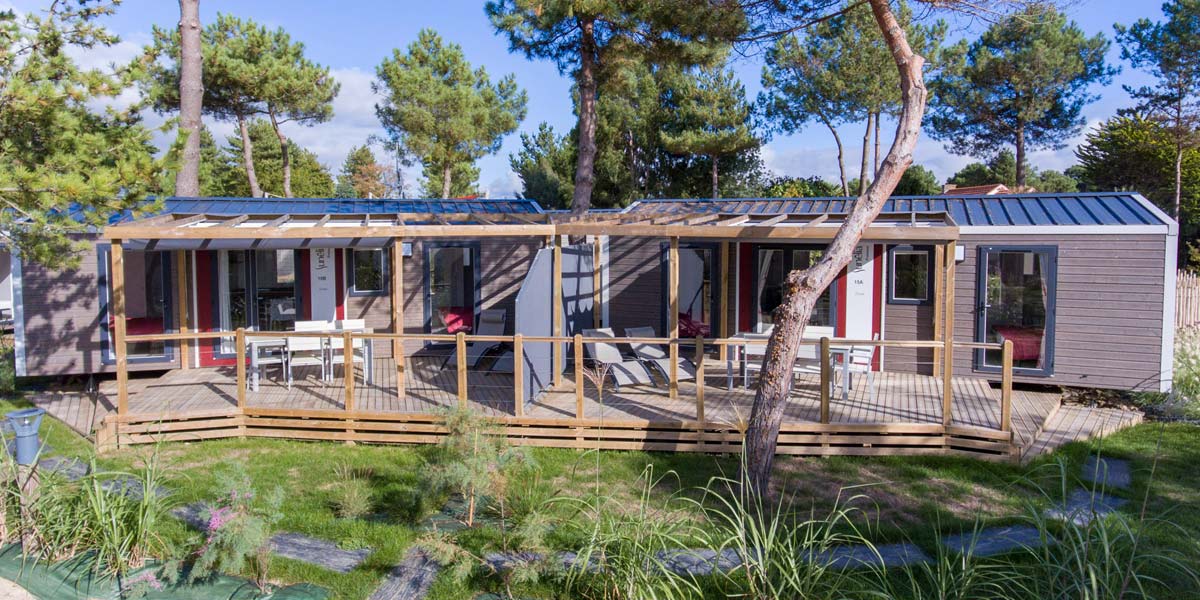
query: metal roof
[
  {"left": 624, "top": 193, "right": 1170, "bottom": 227},
  {"left": 160, "top": 196, "right": 543, "bottom": 216}
]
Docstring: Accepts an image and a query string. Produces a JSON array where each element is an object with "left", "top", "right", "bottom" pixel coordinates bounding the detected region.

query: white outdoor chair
[
  {"left": 582, "top": 328, "right": 653, "bottom": 389},
  {"left": 841, "top": 333, "right": 879, "bottom": 402},
  {"left": 743, "top": 335, "right": 831, "bottom": 393},
  {"left": 286, "top": 320, "right": 331, "bottom": 387},
  {"left": 444, "top": 309, "right": 506, "bottom": 369},
  {"left": 623, "top": 326, "right": 696, "bottom": 384},
  {"left": 329, "top": 318, "right": 370, "bottom": 383}
]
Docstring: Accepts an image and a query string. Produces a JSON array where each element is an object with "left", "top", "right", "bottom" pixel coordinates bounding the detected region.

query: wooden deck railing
[{"left": 116, "top": 329, "right": 1015, "bottom": 442}]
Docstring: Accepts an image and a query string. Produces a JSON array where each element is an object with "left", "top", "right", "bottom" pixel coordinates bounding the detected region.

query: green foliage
[
  {"left": 763, "top": 175, "right": 841, "bottom": 198},
  {"left": 330, "top": 462, "right": 374, "bottom": 520},
  {"left": 219, "top": 119, "right": 333, "bottom": 198},
  {"left": 188, "top": 462, "right": 284, "bottom": 592},
  {"left": 428, "top": 406, "right": 527, "bottom": 528},
  {"left": 929, "top": 5, "right": 1115, "bottom": 186},
  {"left": 376, "top": 29, "right": 526, "bottom": 199},
  {"left": 335, "top": 145, "right": 388, "bottom": 199},
  {"left": 420, "top": 161, "right": 480, "bottom": 199},
  {"left": 659, "top": 60, "right": 759, "bottom": 198},
  {"left": 1076, "top": 114, "right": 1200, "bottom": 238},
  {"left": 1173, "top": 327, "right": 1200, "bottom": 402},
  {"left": 948, "top": 150, "right": 1079, "bottom": 193},
  {"left": 893, "top": 165, "right": 942, "bottom": 196},
  {"left": 0, "top": 2, "right": 165, "bottom": 268},
  {"left": 510, "top": 122, "right": 574, "bottom": 208}
]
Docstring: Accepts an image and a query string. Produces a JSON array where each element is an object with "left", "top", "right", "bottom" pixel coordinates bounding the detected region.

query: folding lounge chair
[
  {"left": 581, "top": 328, "right": 653, "bottom": 389},
  {"left": 443, "top": 309, "right": 506, "bottom": 369},
  {"left": 623, "top": 326, "right": 696, "bottom": 383}
]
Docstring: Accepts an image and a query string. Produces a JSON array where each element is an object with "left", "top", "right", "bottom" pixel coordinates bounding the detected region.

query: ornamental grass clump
[{"left": 188, "top": 462, "right": 283, "bottom": 592}]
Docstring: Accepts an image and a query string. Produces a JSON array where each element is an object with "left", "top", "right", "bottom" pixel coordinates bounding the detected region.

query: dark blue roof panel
[
  {"left": 158, "top": 197, "right": 543, "bottom": 217},
  {"left": 625, "top": 193, "right": 1169, "bottom": 227}
]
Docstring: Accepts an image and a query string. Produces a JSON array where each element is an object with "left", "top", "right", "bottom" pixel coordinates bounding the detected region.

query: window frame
[
  {"left": 97, "top": 244, "right": 176, "bottom": 365},
  {"left": 888, "top": 244, "right": 933, "bottom": 305},
  {"left": 972, "top": 245, "right": 1058, "bottom": 377},
  {"left": 348, "top": 247, "right": 390, "bottom": 297}
]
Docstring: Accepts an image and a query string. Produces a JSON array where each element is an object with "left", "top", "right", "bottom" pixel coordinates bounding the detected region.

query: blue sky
[{"left": 4, "top": 0, "right": 1168, "bottom": 197}]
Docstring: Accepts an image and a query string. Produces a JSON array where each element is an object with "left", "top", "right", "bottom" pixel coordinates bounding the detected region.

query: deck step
[{"left": 1021, "top": 405, "right": 1143, "bottom": 462}]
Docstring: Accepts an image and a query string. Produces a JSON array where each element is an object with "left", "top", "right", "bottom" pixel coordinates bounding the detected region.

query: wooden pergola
[{"left": 102, "top": 209, "right": 964, "bottom": 422}]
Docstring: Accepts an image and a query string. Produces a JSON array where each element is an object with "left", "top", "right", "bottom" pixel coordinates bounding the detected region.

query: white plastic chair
[
  {"left": 582, "top": 328, "right": 653, "bottom": 389},
  {"left": 329, "top": 318, "right": 370, "bottom": 383},
  {"left": 842, "top": 333, "right": 879, "bottom": 402},
  {"left": 286, "top": 320, "right": 332, "bottom": 387},
  {"left": 623, "top": 326, "right": 695, "bottom": 383}
]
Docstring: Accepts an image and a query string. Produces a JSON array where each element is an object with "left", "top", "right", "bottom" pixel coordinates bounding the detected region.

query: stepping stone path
[
  {"left": 1043, "top": 455, "right": 1132, "bottom": 527},
  {"left": 173, "top": 502, "right": 372, "bottom": 574},
  {"left": 817, "top": 543, "right": 930, "bottom": 569},
  {"left": 941, "top": 525, "right": 1048, "bottom": 557},
  {"left": 37, "top": 455, "right": 88, "bottom": 481},
  {"left": 369, "top": 548, "right": 441, "bottom": 600},
  {"left": 1082, "top": 456, "right": 1132, "bottom": 490}
]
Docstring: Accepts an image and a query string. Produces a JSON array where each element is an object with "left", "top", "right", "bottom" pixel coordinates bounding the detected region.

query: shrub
[
  {"left": 188, "top": 462, "right": 283, "bottom": 592},
  {"left": 332, "top": 478, "right": 373, "bottom": 520},
  {"left": 428, "top": 405, "right": 528, "bottom": 527},
  {"left": 1174, "top": 327, "right": 1200, "bottom": 402}
]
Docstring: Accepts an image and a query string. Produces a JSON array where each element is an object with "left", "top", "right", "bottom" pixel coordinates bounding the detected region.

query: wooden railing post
[
  {"left": 552, "top": 239, "right": 563, "bottom": 387},
  {"left": 718, "top": 241, "right": 729, "bottom": 362},
  {"left": 111, "top": 240, "right": 128, "bottom": 417},
  {"left": 456, "top": 331, "right": 467, "bottom": 407},
  {"left": 694, "top": 336, "right": 706, "bottom": 429},
  {"left": 176, "top": 250, "right": 190, "bottom": 369},
  {"left": 942, "top": 338, "right": 954, "bottom": 427},
  {"left": 393, "top": 238, "right": 405, "bottom": 400},
  {"left": 1000, "top": 339, "right": 1013, "bottom": 434},
  {"left": 668, "top": 237, "right": 679, "bottom": 399},
  {"left": 819, "top": 337, "right": 831, "bottom": 424},
  {"left": 933, "top": 244, "right": 945, "bottom": 377},
  {"left": 513, "top": 334, "right": 524, "bottom": 417},
  {"left": 235, "top": 328, "right": 246, "bottom": 410},
  {"left": 343, "top": 331, "right": 355, "bottom": 412},
  {"left": 574, "top": 333, "right": 584, "bottom": 419}
]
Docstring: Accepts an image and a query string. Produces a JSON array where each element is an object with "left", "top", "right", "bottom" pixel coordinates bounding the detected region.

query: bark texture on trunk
[
  {"left": 237, "top": 113, "right": 263, "bottom": 198},
  {"left": 820, "top": 114, "right": 849, "bottom": 196},
  {"left": 711, "top": 155, "right": 719, "bottom": 199},
  {"left": 571, "top": 18, "right": 598, "bottom": 214},
  {"left": 742, "top": 0, "right": 928, "bottom": 496},
  {"left": 268, "top": 109, "right": 292, "bottom": 197},
  {"left": 442, "top": 162, "right": 453, "bottom": 198},
  {"left": 858, "top": 112, "right": 873, "bottom": 195},
  {"left": 1015, "top": 121, "right": 1026, "bottom": 189},
  {"left": 174, "top": 0, "right": 203, "bottom": 197},
  {"left": 1175, "top": 145, "right": 1184, "bottom": 221},
  {"left": 873, "top": 111, "right": 881, "bottom": 175}
]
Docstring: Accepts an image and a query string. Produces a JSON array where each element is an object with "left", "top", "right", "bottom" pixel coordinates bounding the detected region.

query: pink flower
[{"left": 123, "top": 571, "right": 164, "bottom": 591}]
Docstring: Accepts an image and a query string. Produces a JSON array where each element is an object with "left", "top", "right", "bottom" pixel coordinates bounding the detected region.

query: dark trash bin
[{"left": 6, "top": 408, "right": 45, "bottom": 465}]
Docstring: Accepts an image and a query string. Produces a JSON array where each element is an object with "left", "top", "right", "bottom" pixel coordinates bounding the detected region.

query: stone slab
[
  {"left": 815, "top": 542, "right": 931, "bottom": 569},
  {"left": 37, "top": 456, "right": 88, "bottom": 481},
  {"left": 657, "top": 548, "right": 742, "bottom": 575},
  {"left": 269, "top": 532, "right": 370, "bottom": 574},
  {"left": 942, "top": 525, "right": 1051, "bottom": 557},
  {"left": 369, "top": 547, "right": 441, "bottom": 600},
  {"left": 1082, "top": 456, "right": 1132, "bottom": 490},
  {"left": 1044, "top": 488, "right": 1128, "bottom": 527}
]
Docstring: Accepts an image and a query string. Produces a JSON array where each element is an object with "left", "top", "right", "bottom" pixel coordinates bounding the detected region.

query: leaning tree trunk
[
  {"left": 237, "top": 113, "right": 263, "bottom": 198},
  {"left": 571, "top": 18, "right": 599, "bottom": 214},
  {"left": 442, "top": 162, "right": 453, "bottom": 198},
  {"left": 742, "top": 0, "right": 928, "bottom": 496},
  {"left": 268, "top": 109, "right": 292, "bottom": 197},
  {"left": 174, "top": 0, "right": 203, "bottom": 197},
  {"left": 819, "top": 114, "right": 849, "bottom": 196},
  {"left": 858, "top": 112, "right": 873, "bottom": 195},
  {"left": 711, "top": 155, "right": 720, "bottom": 199}
]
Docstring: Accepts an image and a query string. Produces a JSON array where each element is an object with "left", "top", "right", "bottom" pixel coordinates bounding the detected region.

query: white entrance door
[
  {"left": 843, "top": 244, "right": 875, "bottom": 341},
  {"left": 309, "top": 248, "right": 337, "bottom": 321}
]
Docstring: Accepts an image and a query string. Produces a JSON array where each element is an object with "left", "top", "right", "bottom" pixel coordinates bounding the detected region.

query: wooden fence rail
[{"left": 1178, "top": 270, "right": 1200, "bottom": 328}]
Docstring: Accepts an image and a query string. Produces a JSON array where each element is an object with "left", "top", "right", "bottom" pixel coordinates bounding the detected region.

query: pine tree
[
  {"left": 660, "top": 62, "right": 759, "bottom": 198},
  {"left": 174, "top": 0, "right": 202, "bottom": 196},
  {"left": 486, "top": 0, "right": 745, "bottom": 212},
  {"left": 375, "top": 29, "right": 526, "bottom": 199},
  {"left": 509, "top": 123, "right": 574, "bottom": 208},
  {"left": 221, "top": 120, "right": 333, "bottom": 198},
  {"left": 336, "top": 145, "right": 387, "bottom": 198},
  {"left": 928, "top": 5, "right": 1115, "bottom": 187},
  {"left": 420, "top": 162, "right": 480, "bottom": 198},
  {"left": 0, "top": 2, "right": 165, "bottom": 267}
]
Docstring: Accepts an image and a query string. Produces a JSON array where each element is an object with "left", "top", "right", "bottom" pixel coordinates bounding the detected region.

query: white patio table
[
  {"left": 725, "top": 332, "right": 851, "bottom": 397},
  {"left": 248, "top": 327, "right": 374, "bottom": 391}
]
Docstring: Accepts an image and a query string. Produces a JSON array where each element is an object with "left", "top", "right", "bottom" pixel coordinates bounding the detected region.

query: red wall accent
[
  {"left": 334, "top": 249, "right": 345, "bottom": 320},
  {"left": 872, "top": 244, "right": 884, "bottom": 370},
  {"left": 835, "top": 268, "right": 847, "bottom": 337},
  {"left": 299, "top": 250, "right": 311, "bottom": 320}
]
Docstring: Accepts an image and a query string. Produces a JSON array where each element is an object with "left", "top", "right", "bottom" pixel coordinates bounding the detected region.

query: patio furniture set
[{"left": 248, "top": 319, "right": 374, "bottom": 391}]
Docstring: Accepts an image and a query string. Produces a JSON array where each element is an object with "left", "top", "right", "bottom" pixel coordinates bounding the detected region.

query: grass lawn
[{"left": 5, "top": 394, "right": 1198, "bottom": 599}]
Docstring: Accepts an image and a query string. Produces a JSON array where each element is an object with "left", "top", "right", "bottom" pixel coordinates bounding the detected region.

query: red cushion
[
  {"left": 439, "top": 307, "right": 473, "bottom": 334},
  {"left": 108, "top": 315, "right": 165, "bottom": 336},
  {"left": 993, "top": 326, "right": 1043, "bottom": 361},
  {"left": 678, "top": 312, "right": 711, "bottom": 338}
]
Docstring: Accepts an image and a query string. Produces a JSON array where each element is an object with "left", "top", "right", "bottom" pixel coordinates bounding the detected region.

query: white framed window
[{"left": 889, "top": 246, "right": 930, "bottom": 304}]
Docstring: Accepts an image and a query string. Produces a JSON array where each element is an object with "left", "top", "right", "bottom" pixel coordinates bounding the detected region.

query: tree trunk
[
  {"left": 711, "top": 154, "right": 719, "bottom": 199},
  {"left": 819, "top": 114, "right": 849, "bottom": 196},
  {"left": 742, "top": 0, "right": 927, "bottom": 496},
  {"left": 873, "top": 111, "right": 881, "bottom": 175},
  {"left": 858, "top": 112, "right": 873, "bottom": 195},
  {"left": 1015, "top": 121, "right": 1026, "bottom": 190},
  {"left": 1175, "top": 145, "right": 1184, "bottom": 222},
  {"left": 268, "top": 108, "right": 292, "bottom": 197},
  {"left": 237, "top": 113, "right": 263, "bottom": 198},
  {"left": 442, "top": 162, "right": 453, "bottom": 198},
  {"left": 174, "top": 0, "right": 203, "bottom": 197},
  {"left": 571, "top": 18, "right": 598, "bottom": 214}
]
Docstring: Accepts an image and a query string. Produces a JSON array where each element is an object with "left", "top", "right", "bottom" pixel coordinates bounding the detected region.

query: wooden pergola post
[
  {"left": 111, "top": 240, "right": 128, "bottom": 416},
  {"left": 932, "top": 244, "right": 945, "bottom": 377},
  {"left": 392, "top": 238, "right": 405, "bottom": 399},
  {"left": 552, "top": 237, "right": 563, "bottom": 387},
  {"left": 176, "top": 250, "right": 190, "bottom": 369},
  {"left": 941, "top": 241, "right": 956, "bottom": 428},
  {"left": 1000, "top": 339, "right": 1013, "bottom": 433},
  {"left": 668, "top": 236, "right": 679, "bottom": 399},
  {"left": 719, "top": 241, "right": 730, "bottom": 361},
  {"left": 513, "top": 333, "right": 524, "bottom": 417}
]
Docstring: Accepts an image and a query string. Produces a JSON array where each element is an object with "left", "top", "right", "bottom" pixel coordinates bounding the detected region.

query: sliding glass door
[
  {"left": 101, "top": 248, "right": 172, "bottom": 362},
  {"left": 662, "top": 244, "right": 718, "bottom": 337},
  {"left": 975, "top": 246, "right": 1057, "bottom": 375},
  {"left": 216, "top": 249, "right": 300, "bottom": 354},
  {"left": 426, "top": 244, "right": 479, "bottom": 335},
  {"left": 755, "top": 246, "right": 835, "bottom": 333}
]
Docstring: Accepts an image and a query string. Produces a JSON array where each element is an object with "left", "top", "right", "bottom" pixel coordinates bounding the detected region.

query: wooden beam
[
  {"left": 343, "top": 331, "right": 356, "bottom": 412},
  {"left": 314, "top": 214, "right": 332, "bottom": 228},
  {"left": 820, "top": 337, "right": 831, "bottom": 424},
  {"left": 695, "top": 336, "right": 706, "bottom": 425},
  {"left": 592, "top": 239, "right": 602, "bottom": 328},
  {"left": 1000, "top": 340, "right": 1013, "bottom": 433},
  {"left": 719, "top": 241, "right": 730, "bottom": 361},
  {"left": 750, "top": 214, "right": 789, "bottom": 227},
  {"left": 266, "top": 214, "right": 291, "bottom": 228},
  {"left": 235, "top": 327, "right": 246, "bottom": 410},
  {"left": 668, "top": 236, "right": 679, "bottom": 399},
  {"left": 684, "top": 213, "right": 722, "bottom": 226},
  {"left": 552, "top": 238, "right": 563, "bottom": 387},
  {"left": 574, "top": 333, "right": 584, "bottom": 419},
  {"left": 456, "top": 331, "right": 467, "bottom": 407},
  {"left": 221, "top": 214, "right": 250, "bottom": 227},
  {"left": 111, "top": 241, "right": 128, "bottom": 416},
  {"left": 392, "top": 238, "right": 405, "bottom": 399},
  {"left": 715, "top": 214, "right": 751, "bottom": 227},
  {"left": 472, "top": 213, "right": 498, "bottom": 225},
  {"left": 933, "top": 244, "right": 944, "bottom": 377},
  {"left": 166, "top": 214, "right": 207, "bottom": 228},
  {"left": 175, "top": 250, "right": 190, "bottom": 369},
  {"left": 942, "top": 241, "right": 956, "bottom": 430}
]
